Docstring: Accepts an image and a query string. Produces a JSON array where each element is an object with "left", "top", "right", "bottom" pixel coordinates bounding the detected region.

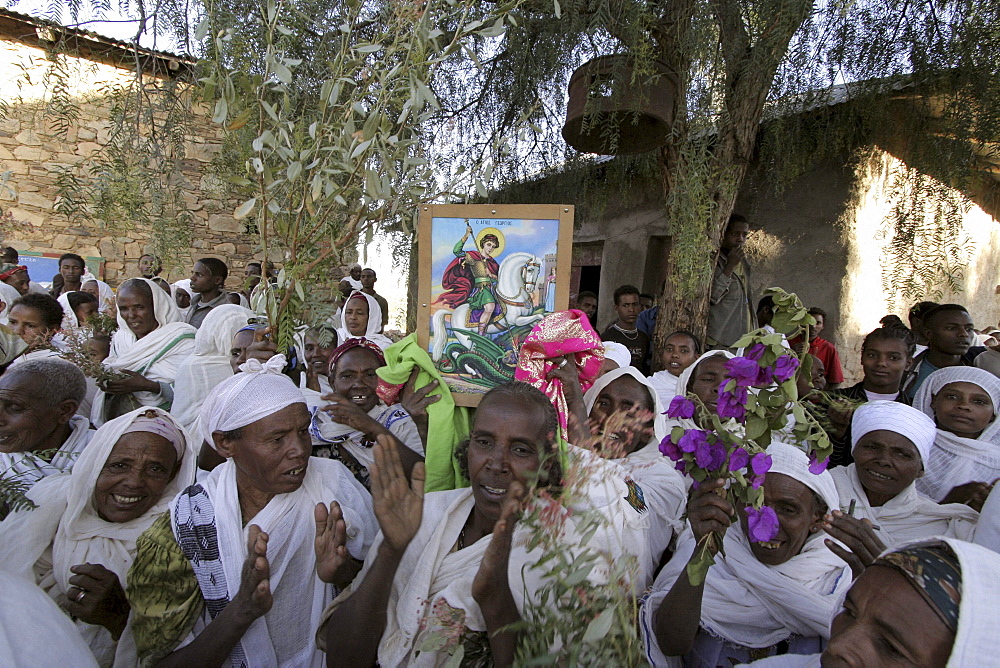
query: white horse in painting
[{"left": 431, "top": 251, "right": 545, "bottom": 361}]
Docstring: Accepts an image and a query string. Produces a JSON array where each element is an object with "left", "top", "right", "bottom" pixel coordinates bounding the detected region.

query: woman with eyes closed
[
  {"left": 0, "top": 407, "right": 194, "bottom": 666},
  {"left": 671, "top": 350, "right": 736, "bottom": 429},
  {"left": 828, "top": 402, "right": 978, "bottom": 552},
  {"left": 743, "top": 537, "right": 1000, "bottom": 668},
  {"left": 912, "top": 366, "right": 1000, "bottom": 507}
]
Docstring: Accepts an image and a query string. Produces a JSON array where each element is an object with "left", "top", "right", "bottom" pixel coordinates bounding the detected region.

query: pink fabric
[{"left": 515, "top": 309, "right": 605, "bottom": 434}]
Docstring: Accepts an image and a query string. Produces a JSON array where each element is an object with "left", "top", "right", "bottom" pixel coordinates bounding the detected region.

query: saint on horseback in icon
[{"left": 435, "top": 221, "right": 506, "bottom": 336}]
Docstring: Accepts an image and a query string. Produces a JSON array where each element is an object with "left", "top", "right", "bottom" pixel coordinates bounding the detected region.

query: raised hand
[
  {"left": 233, "top": 524, "right": 272, "bottom": 623},
  {"left": 941, "top": 480, "right": 996, "bottom": 511},
  {"left": 321, "top": 392, "right": 381, "bottom": 433},
  {"left": 822, "top": 511, "right": 887, "bottom": 578},
  {"left": 65, "top": 563, "right": 130, "bottom": 639},
  {"left": 246, "top": 326, "right": 278, "bottom": 363},
  {"left": 370, "top": 433, "right": 425, "bottom": 555},
  {"left": 399, "top": 369, "right": 441, "bottom": 423},
  {"left": 688, "top": 478, "right": 734, "bottom": 548},
  {"left": 472, "top": 481, "right": 525, "bottom": 606},
  {"left": 102, "top": 369, "right": 159, "bottom": 395},
  {"left": 315, "top": 501, "right": 351, "bottom": 586}
]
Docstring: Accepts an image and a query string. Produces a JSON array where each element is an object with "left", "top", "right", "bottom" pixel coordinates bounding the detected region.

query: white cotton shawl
[
  {"left": 310, "top": 400, "right": 424, "bottom": 469},
  {"left": 602, "top": 341, "right": 632, "bottom": 369},
  {"left": 0, "top": 407, "right": 196, "bottom": 667},
  {"left": 336, "top": 291, "right": 392, "bottom": 350},
  {"left": 319, "top": 474, "right": 648, "bottom": 668},
  {"left": 0, "top": 569, "right": 99, "bottom": 668},
  {"left": 0, "top": 281, "right": 22, "bottom": 325},
  {"left": 649, "top": 369, "right": 680, "bottom": 409},
  {"left": 0, "top": 414, "right": 92, "bottom": 489},
  {"left": 174, "top": 456, "right": 376, "bottom": 667},
  {"left": 83, "top": 279, "right": 115, "bottom": 314},
  {"left": 831, "top": 464, "right": 977, "bottom": 547},
  {"left": 642, "top": 440, "right": 849, "bottom": 658},
  {"left": 170, "top": 304, "right": 253, "bottom": 434},
  {"left": 57, "top": 292, "right": 80, "bottom": 329},
  {"left": 913, "top": 366, "right": 1000, "bottom": 501},
  {"left": 974, "top": 484, "right": 1000, "bottom": 554},
  {"left": 92, "top": 278, "right": 195, "bottom": 426},
  {"left": 170, "top": 279, "right": 192, "bottom": 304},
  {"left": 582, "top": 367, "right": 688, "bottom": 583}
]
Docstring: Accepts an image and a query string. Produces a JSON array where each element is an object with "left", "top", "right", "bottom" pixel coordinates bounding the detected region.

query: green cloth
[
  {"left": 377, "top": 333, "right": 470, "bottom": 491},
  {"left": 127, "top": 512, "right": 203, "bottom": 668}
]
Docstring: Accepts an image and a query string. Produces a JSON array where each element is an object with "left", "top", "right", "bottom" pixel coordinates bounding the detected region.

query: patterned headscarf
[
  {"left": 875, "top": 539, "right": 962, "bottom": 633},
  {"left": 0, "top": 264, "right": 27, "bottom": 281},
  {"left": 327, "top": 337, "right": 386, "bottom": 377}
]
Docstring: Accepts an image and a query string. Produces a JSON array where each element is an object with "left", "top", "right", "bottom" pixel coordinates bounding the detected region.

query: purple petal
[
  {"left": 808, "top": 452, "right": 829, "bottom": 475},
  {"left": 666, "top": 395, "right": 696, "bottom": 419},
  {"left": 729, "top": 447, "right": 749, "bottom": 471},
  {"left": 751, "top": 453, "right": 772, "bottom": 476},
  {"left": 725, "top": 357, "right": 760, "bottom": 387},
  {"left": 746, "top": 505, "right": 780, "bottom": 542}
]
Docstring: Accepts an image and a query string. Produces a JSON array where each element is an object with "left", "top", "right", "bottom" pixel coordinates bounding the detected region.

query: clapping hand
[
  {"left": 371, "top": 434, "right": 425, "bottom": 555},
  {"left": 233, "top": 525, "right": 272, "bottom": 623},
  {"left": 823, "top": 510, "right": 886, "bottom": 578},
  {"left": 315, "top": 501, "right": 356, "bottom": 587}
]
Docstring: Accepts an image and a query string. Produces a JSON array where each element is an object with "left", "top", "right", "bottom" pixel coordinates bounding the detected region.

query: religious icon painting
[{"left": 417, "top": 204, "right": 574, "bottom": 406}]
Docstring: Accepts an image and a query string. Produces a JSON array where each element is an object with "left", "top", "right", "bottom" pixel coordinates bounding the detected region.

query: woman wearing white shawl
[
  {"left": 170, "top": 279, "right": 193, "bottom": 310},
  {"left": 671, "top": 349, "right": 737, "bottom": 431},
  {"left": 318, "top": 381, "right": 650, "bottom": 667},
  {"left": 582, "top": 366, "right": 688, "bottom": 584},
  {"left": 0, "top": 406, "right": 196, "bottom": 667},
  {"left": 0, "top": 280, "right": 22, "bottom": 325},
  {"left": 830, "top": 401, "right": 978, "bottom": 547},
  {"left": 170, "top": 304, "right": 253, "bottom": 435},
  {"left": 743, "top": 537, "right": 1000, "bottom": 667},
  {"left": 336, "top": 290, "right": 392, "bottom": 350},
  {"left": 912, "top": 366, "right": 1000, "bottom": 503},
  {"left": 91, "top": 278, "right": 195, "bottom": 427},
  {"left": 641, "top": 441, "right": 850, "bottom": 667},
  {"left": 126, "top": 355, "right": 377, "bottom": 667},
  {"left": 82, "top": 278, "right": 115, "bottom": 315}
]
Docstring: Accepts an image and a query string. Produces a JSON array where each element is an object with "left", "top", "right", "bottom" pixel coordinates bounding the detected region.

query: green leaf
[
  {"left": 194, "top": 18, "right": 209, "bottom": 41},
  {"left": 233, "top": 198, "right": 257, "bottom": 220},
  {"left": 273, "top": 62, "right": 292, "bottom": 84},
  {"left": 212, "top": 97, "right": 228, "bottom": 124},
  {"left": 553, "top": 0, "right": 562, "bottom": 18},
  {"left": 582, "top": 607, "right": 616, "bottom": 643},
  {"left": 287, "top": 161, "right": 303, "bottom": 181},
  {"left": 355, "top": 44, "right": 383, "bottom": 54},
  {"left": 563, "top": 563, "right": 594, "bottom": 586}
]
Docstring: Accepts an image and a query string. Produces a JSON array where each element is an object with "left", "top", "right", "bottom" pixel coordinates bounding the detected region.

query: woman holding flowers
[{"left": 641, "top": 442, "right": 850, "bottom": 666}]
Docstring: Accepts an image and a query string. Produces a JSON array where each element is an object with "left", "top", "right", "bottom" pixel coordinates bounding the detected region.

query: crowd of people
[{"left": 0, "top": 226, "right": 999, "bottom": 667}]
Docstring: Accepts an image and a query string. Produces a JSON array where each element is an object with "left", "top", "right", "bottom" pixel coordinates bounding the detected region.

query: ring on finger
[
  {"left": 74, "top": 588, "right": 85, "bottom": 603},
  {"left": 557, "top": 359, "right": 568, "bottom": 368}
]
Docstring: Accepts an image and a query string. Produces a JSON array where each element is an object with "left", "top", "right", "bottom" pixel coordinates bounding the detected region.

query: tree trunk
[{"left": 650, "top": 0, "right": 814, "bottom": 368}]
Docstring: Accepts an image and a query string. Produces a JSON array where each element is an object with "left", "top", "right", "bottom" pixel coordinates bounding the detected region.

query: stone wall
[{"left": 0, "top": 34, "right": 254, "bottom": 289}]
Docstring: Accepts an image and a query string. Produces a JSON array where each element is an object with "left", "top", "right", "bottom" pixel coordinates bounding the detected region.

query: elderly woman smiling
[{"left": 0, "top": 407, "right": 194, "bottom": 666}]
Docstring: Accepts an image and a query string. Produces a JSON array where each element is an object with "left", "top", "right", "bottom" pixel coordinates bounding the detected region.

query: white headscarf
[
  {"left": 643, "top": 439, "right": 850, "bottom": 656},
  {"left": 199, "top": 354, "right": 306, "bottom": 447},
  {"left": 583, "top": 365, "right": 669, "bottom": 444},
  {"left": 56, "top": 291, "right": 79, "bottom": 329},
  {"left": 913, "top": 366, "right": 1000, "bottom": 500},
  {"left": 82, "top": 279, "right": 115, "bottom": 314},
  {"left": 0, "top": 281, "right": 22, "bottom": 325},
  {"left": 0, "top": 407, "right": 196, "bottom": 665},
  {"left": 602, "top": 341, "right": 632, "bottom": 369},
  {"left": 582, "top": 366, "right": 688, "bottom": 584},
  {"left": 92, "top": 278, "right": 196, "bottom": 426},
  {"left": 336, "top": 290, "right": 392, "bottom": 350},
  {"left": 171, "top": 279, "right": 193, "bottom": 303},
  {"left": 851, "top": 400, "right": 937, "bottom": 463},
  {"left": 171, "top": 304, "right": 254, "bottom": 434}
]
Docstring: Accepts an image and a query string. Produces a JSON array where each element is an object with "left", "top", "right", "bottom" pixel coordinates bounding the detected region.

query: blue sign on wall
[{"left": 17, "top": 252, "right": 104, "bottom": 288}]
